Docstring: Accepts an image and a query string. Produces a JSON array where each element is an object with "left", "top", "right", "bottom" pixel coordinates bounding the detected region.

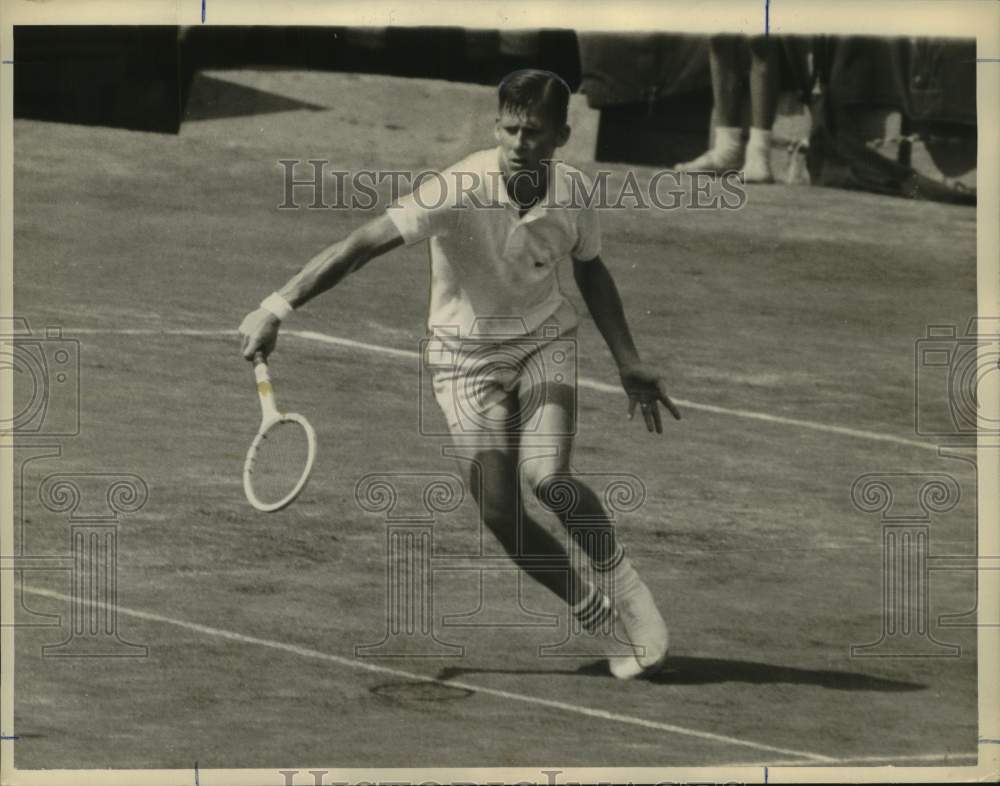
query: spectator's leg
[
  {"left": 744, "top": 34, "right": 780, "bottom": 183},
  {"left": 675, "top": 35, "right": 745, "bottom": 172},
  {"left": 711, "top": 34, "right": 745, "bottom": 127}
]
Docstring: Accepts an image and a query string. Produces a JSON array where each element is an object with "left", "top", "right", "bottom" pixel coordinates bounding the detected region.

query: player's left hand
[{"left": 619, "top": 363, "right": 681, "bottom": 434}]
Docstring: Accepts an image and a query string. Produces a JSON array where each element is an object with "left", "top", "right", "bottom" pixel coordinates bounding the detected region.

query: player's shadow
[{"left": 436, "top": 655, "right": 924, "bottom": 692}]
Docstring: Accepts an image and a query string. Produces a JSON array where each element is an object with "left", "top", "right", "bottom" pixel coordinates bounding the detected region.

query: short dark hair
[{"left": 498, "top": 69, "right": 570, "bottom": 128}]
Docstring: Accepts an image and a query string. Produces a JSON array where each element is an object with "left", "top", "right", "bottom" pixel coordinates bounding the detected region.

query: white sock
[
  {"left": 570, "top": 583, "right": 597, "bottom": 613},
  {"left": 747, "top": 127, "right": 772, "bottom": 157},
  {"left": 714, "top": 126, "right": 743, "bottom": 156},
  {"left": 593, "top": 543, "right": 642, "bottom": 599}
]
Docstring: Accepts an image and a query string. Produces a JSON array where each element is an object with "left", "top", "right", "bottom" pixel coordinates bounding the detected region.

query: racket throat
[
  {"left": 258, "top": 391, "right": 281, "bottom": 421},
  {"left": 254, "top": 363, "right": 282, "bottom": 420}
]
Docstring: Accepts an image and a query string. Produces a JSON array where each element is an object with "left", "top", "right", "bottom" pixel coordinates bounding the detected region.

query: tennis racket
[{"left": 242, "top": 351, "right": 317, "bottom": 512}]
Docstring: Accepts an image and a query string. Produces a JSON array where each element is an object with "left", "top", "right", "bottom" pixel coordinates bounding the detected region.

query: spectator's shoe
[
  {"left": 608, "top": 578, "right": 669, "bottom": 680},
  {"left": 673, "top": 147, "right": 743, "bottom": 174},
  {"left": 741, "top": 153, "right": 775, "bottom": 184}
]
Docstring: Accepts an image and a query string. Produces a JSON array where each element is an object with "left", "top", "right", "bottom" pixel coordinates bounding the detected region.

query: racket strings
[{"left": 247, "top": 419, "right": 313, "bottom": 507}]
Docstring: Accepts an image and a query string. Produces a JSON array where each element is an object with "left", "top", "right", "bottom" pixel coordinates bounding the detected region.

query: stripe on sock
[
  {"left": 573, "top": 587, "right": 601, "bottom": 618},
  {"left": 574, "top": 590, "right": 613, "bottom": 632},
  {"left": 593, "top": 543, "right": 626, "bottom": 573}
]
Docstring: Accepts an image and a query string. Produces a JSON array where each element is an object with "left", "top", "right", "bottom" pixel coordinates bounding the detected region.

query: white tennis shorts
[{"left": 425, "top": 320, "right": 578, "bottom": 437}]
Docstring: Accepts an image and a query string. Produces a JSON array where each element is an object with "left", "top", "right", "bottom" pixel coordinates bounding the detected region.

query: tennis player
[{"left": 239, "top": 69, "right": 680, "bottom": 678}]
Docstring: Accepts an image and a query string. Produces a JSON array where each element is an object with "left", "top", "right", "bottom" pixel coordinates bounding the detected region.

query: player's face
[{"left": 495, "top": 106, "right": 570, "bottom": 180}]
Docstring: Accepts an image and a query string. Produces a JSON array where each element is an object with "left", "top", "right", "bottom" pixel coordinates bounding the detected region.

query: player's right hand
[{"left": 239, "top": 307, "right": 280, "bottom": 361}]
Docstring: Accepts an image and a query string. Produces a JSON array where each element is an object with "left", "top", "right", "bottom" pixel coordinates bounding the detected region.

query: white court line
[
  {"left": 69, "top": 326, "right": 941, "bottom": 452},
  {"left": 726, "top": 751, "right": 979, "bottom": 767},
  {"left": 21, "top": 585, "right": 834, "bottom": 763}
]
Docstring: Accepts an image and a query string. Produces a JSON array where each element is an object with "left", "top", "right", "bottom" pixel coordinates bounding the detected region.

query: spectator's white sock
[
  {"left": 744, "top": 127, "right": 775, "bottom": 183},
  {"left": 674, "top": 126, "right": 743, "bottom": 171},
  {"left": 747, "top": 127, "right": 772, "bottom": 157},
  {"left": 714, "top": 126, "right": 743, "bottom": 157}
]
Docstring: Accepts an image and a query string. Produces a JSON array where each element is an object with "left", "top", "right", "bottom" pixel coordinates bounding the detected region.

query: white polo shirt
[{"left": 386, "top": 147, "right": 601, "bottom": 341}]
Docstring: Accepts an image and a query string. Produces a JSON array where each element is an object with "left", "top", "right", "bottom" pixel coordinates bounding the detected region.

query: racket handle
[
  {"left": 251, "top": 351, "right": 278, "bottom": 420},
  {"left": 254, "top": 356, "right": 272, "bottom": 386}
]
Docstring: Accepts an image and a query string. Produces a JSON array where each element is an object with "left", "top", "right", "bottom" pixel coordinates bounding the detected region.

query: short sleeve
[
  {"left": 386, "top": 169, "right": 462, "bottom": 245},
  {"left": 572, "top": 204, "right": 602, "bottom": 262}
]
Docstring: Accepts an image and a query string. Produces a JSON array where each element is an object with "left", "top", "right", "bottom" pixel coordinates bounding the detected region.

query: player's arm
[
  {"left": 279, "top": 213, "right": 404, "bottom": 308},
  {"left": 572, "top": 255, "right": 681, "bottom": 433},
  {"left": 239, "top": 213, "right": 404, "bottom": 360},
  {"left": 572, "top": 254, "right": 640, "bottom": 369}
]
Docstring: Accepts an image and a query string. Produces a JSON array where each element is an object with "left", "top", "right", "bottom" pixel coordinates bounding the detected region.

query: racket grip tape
[{"left": 252, "top": 354, "right": 278, "bottom": 417}]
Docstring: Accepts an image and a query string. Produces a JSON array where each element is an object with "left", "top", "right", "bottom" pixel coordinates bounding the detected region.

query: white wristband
[{"left": 260, "top": 292, "right": 294, "bottom": 321}]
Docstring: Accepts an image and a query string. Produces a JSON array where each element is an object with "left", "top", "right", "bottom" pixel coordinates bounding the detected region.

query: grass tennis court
[{"left": 10, "top": 70, "right": 979, "bottom": 770}]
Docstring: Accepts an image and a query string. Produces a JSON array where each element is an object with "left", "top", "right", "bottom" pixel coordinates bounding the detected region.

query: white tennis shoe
[{"left": 608, "top": 578, "right": 669, "bottom": 680}]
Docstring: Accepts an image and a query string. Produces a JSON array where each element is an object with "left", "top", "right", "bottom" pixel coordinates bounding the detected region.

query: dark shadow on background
[
  {"left": 180, "top": 26, "right": 582, "bottom": 88},
  {"left": 14, "top": 25, "right": 581, "bottom": 135},
  {"left": 436, "top": 655, "right": 925, "bottom": 691},
  {"left": 14, "top": 26, "right": 187, "bottom": 133},
  {"left": 182, "top": 74, "right": 325, "bottom": 121}
]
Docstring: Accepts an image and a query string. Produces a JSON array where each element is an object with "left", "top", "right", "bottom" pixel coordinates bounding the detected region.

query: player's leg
[
  {"left": 431, "top": 364, "right": 602, "bottom": 626},
  {"left": 517, "top": 342, "right": 668, "bottom": 678},
  {"left": 519, "top": 429, "right": 617, "bottom": 564},
  {"left": 743, "top": 34, "right": 779, "bottom": 183},
  {"left": 675, "top": 35, "right": 746, "bottom": 173},
  {"left": 459, "top": 426, "right": 590, "bottom": 606}
]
